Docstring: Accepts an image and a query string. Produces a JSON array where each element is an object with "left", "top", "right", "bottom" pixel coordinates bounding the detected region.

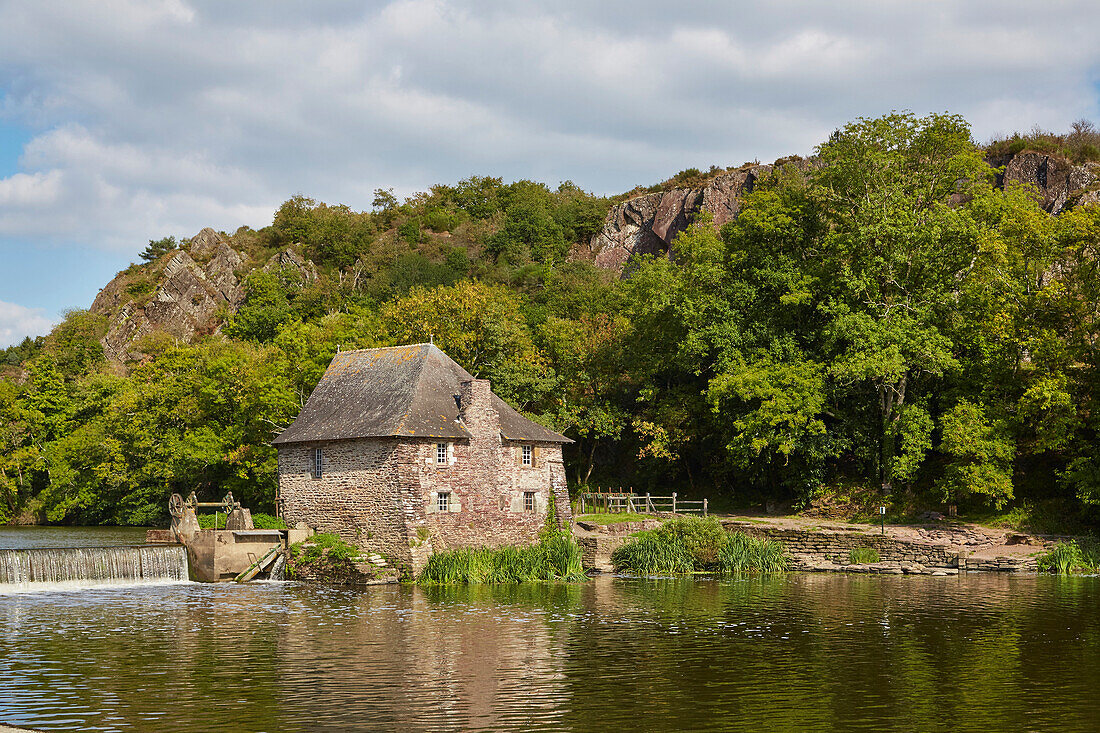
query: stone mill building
[{"left": 273, "top": 344, "right": 572, "bottom": 572}]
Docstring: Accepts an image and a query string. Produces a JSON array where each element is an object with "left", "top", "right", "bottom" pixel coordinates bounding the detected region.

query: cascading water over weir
[
  {"left": 0, "top": 545, "right": 189, "bottom": 593},
  {"left": 0, "top": 492, "right": 292, "bottom": 592}
]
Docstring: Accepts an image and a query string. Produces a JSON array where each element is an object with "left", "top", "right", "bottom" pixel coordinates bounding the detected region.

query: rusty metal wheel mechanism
[{"left": 168, "top": 493, "right": 185, "bottom": 518}]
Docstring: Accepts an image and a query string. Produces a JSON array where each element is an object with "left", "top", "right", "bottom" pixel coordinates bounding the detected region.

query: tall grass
[
  {"left": 418, "top": 530, "right": 586, "bottom": 584},
  {"left": 1039, "top": 539, "right": 1100, "bottom": 574},
  {"left": 611, "top": 516, "right": 787, "bottom": 575},
  {"left": 848, "top": 547, "right": 881, "bottom": 564}
]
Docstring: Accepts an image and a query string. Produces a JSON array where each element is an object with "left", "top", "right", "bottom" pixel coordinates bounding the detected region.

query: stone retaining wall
[
  {"left": 575, "top": 518, "right": 1042, "bottom": 574},
  {"left": 576, "top": 535, "right": 627, "bottom": 572},
  {"left": 722, "top": 521, "right": 961, "bottom": 567}
]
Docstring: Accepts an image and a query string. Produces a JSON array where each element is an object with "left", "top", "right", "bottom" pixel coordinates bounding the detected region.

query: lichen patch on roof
[{"left": 273, "top": 343, "right": 570, "bottom": 445}]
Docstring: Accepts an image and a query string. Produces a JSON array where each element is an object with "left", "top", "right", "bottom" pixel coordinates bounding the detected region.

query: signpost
[{"left": 879, "top": 506, "right": 886, "bottom": 535}]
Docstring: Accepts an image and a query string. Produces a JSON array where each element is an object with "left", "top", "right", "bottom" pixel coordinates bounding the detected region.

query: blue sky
[
  {"left": 1, "top": 0, "right": 1100, "bottom": 346},
  {"left": 0, "top": 117, "right": 131, "bottom": 340}
]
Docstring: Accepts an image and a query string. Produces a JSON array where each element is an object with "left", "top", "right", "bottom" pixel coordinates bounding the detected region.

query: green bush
[
  {"left": 986, "top": 121, "right": 1100, "bottom": 164},
  {"left": 306, "top": 532, "right": 359, "bottom": 561},
  {"left": 1038, "top": 539, "right": 1099, "bottom": 574},
  {"left": 286, "top": 532, "right": 362, "bottom": 579},
  {"left": 197, "top": 512, "right": 286, "bottom": 530},
  {"left": 848, "top": 547, "right": 881, "bottom": 564},
  {"left": 251, "top": 513, "right": 288, "bottom": 530},
  {"left": 611, "top": 516, "right": 787, "bottom": 575},
  {"left": 418, "top": 530, "right": 585, "bottom": 584},
  {"left": 126, "top": 278, "right": 154, "bottom": 298}
]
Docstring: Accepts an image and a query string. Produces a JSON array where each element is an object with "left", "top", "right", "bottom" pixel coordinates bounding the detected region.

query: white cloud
[
  {"left": 0, "top": 300, "right": 55, "bottom": 348},
  {"left": 0, "top": 170, "right": 61, "bottom": 206},
  {"left": 0, "top": 0, "right": 1097, "bottom": 268}
]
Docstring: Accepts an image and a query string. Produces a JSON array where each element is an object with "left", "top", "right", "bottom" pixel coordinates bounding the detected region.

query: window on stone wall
[
  {"left": 522, "top": 444, "right": 533, "bottom": 467},
  {"left": 524, "top": 491, "right": 535, "bottom": 512},
  {"left": 313, "top": 448, "right": 323, "bottom": 479},
  {"left": 436, "top": 443, "right": 448, "bottom": 465},
  {"left": 438, "top": 491, "right": 450, "bottom": 513}
]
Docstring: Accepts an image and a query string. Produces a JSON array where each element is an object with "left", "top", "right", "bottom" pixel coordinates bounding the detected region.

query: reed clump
[
  {"left": 611, "top": 516, "right": 787, "bottom": 575},
  {"left": 417, "top": 530, "right": 586, "bottom": 584},
  {"left": 1039, "top": 539, "right": 1100, "bottom": 574}
]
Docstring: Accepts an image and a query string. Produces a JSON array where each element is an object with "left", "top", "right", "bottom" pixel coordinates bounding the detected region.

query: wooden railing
[{"left": 577, "top": 489, "right": 707, "bottom": 516}]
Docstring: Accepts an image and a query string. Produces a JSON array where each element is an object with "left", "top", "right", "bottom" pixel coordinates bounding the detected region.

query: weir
[
  {"left": 160, "top": 491, "right": 291, "bottom": 582},
  {"left": 0, "top": 545, "right": 189, "bottom": 593},
  {"left": 0, "top": 493, "right": 292, "bottom": 592}
]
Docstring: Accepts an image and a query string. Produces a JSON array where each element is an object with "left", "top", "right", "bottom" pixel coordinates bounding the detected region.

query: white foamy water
[{"left": 0, "top": 545, "right": 189, "bottom": 594}]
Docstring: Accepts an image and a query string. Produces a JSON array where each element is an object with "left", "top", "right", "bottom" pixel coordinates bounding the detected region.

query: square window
[
  {"left": 436, "top": 443, "right": 448, "bottom": 465},
  {"left": 438, "top": 492, "right": 450, "bottom": 513},
  {"left": 313, "top": 448, "right": 323, "bottom": 479},
  {"left": 522, "top": 445, "right": 533, "bottom": 467},
  {"left": 524, "top": 491, "right": 536, "bottom": 512}
]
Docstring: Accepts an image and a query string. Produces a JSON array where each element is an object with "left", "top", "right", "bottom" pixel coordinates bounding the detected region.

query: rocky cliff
[
  {"left": 90, "top": 228, "right": 315, "bottom": 362},
  {"left": 581, "top": 163, "right": 785, "bottom": 272},
  {"left": 990, "top": 151, "right": 1100, "bottom": 213},
  {"left": 585, "top": 151, "right": 1100, "bottom": 274}
]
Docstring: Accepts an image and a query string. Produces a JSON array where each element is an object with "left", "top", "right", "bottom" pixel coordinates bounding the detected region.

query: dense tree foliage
[{"left": 5, "top": 112, "right": 1100, "bottom": 529}]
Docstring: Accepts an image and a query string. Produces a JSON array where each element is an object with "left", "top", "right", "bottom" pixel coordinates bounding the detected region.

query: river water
[{"left": 0, "top": 530, "right": 1098, "bottom": 732}]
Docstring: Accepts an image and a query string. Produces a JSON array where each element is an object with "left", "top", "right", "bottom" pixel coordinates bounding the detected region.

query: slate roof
[{"left": 272, "top": 343, "right": 571, "bottom": 445}]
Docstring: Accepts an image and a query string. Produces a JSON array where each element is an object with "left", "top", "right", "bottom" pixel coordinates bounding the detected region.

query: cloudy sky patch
[{"left": 0, "top": 299, "right": 55, "bottom": 348}]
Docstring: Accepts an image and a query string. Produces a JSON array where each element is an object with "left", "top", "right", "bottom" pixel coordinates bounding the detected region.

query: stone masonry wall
[
  {"left": 722, "top": 521, "right": 960, "bottom": 567},
  {"left": 278, "top": 438, "right": 415, "bottom": 567},
  {"left": 404, "top": 438, "right": 562, "bottom": 556}
]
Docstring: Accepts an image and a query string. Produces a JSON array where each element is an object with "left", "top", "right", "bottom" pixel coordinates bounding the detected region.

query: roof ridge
[{"left": 335, "top": 343, "right": 433, "bottom": 355}]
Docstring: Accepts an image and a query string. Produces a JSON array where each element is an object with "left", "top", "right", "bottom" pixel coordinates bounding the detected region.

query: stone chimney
[{"left": 459, "top": 378, "right": 499, "bottom": 441}]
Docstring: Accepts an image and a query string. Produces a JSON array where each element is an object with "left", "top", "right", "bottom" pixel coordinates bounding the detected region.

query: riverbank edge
[{"left": 575, "top": 517, "right": 1048, "bottom": 574}]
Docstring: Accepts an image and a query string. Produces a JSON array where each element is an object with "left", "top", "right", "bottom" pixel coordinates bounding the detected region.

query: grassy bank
[
  {"left": 611, "top": 516, "right": 787, "bottom": 575},
  {"left": 418, "top": 530, "right": 586, "bottom": 584},
  {"left": 575, "top": 512, "right": 652, "bottom": 525},
  {"left": 286, "top": 532, "right": 361, "bottom": 581}
]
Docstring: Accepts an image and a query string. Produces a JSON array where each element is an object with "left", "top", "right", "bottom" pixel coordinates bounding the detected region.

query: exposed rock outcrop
[
  {"left": 990, "top": 151, "right": 1099, "bottom": 214},
  {"left": 584, "top": 162, "right": 803, "bottom": 273},
  {"left": 91, "top": 228, "right": 248, "bottom": 362},
  {"left": 189, "top": 227, "right": 246, "bottom": 302},
  {"left": 263, "top": 248, "right": 318, "bottom": 282}
]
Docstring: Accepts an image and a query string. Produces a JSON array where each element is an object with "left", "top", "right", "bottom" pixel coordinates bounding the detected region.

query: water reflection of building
[{"left": 271, "top": 583, "right": 576, "bottom": 731}]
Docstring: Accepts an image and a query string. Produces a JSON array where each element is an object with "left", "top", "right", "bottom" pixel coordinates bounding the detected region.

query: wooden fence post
[
  {"left": 672, "top": 492, "right": 677, "bottom": 514},
  {"left": 645, "top": 492, "right": 651, "bottom": 513},
  {"left": 703, "top": 498, "right": 708, "bottom": 516}
]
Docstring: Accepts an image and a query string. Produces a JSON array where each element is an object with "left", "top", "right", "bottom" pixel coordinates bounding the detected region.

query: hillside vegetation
[
  {"left": 3, "top": 112, "right": 1100, "bottom": 532},
  {"left": 987, "top": 119, "right": 1100, "bottom": 164}
]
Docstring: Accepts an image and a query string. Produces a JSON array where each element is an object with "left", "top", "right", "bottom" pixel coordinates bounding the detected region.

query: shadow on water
[{"left": 0, "top": 572, "right": 1097, "bottom": 732}]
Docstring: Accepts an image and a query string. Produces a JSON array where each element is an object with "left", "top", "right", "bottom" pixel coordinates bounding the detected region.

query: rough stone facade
[{"left": 278, "top": 378, "right": 570, "bottom": 573}]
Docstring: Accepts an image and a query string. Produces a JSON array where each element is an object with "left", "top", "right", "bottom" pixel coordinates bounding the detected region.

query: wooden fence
[{"left": 577, "top": 489, "right": 707, "bottom": 516}]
